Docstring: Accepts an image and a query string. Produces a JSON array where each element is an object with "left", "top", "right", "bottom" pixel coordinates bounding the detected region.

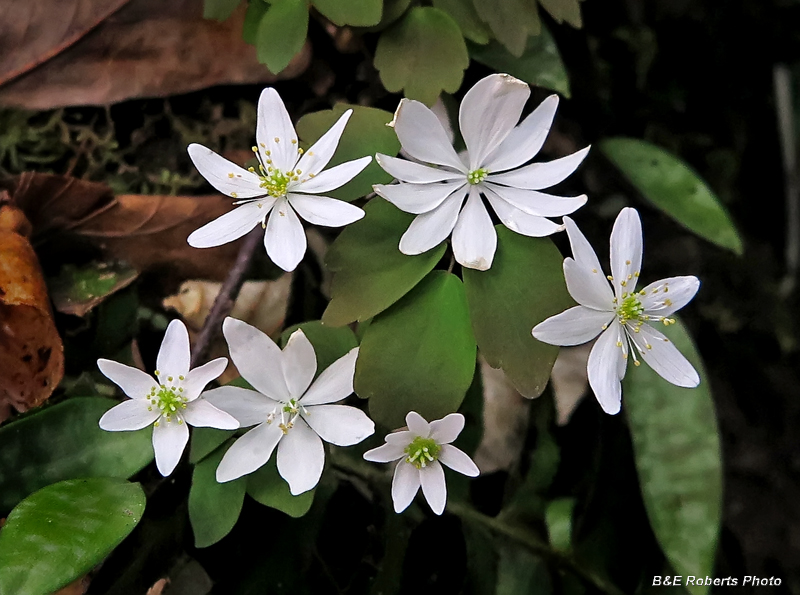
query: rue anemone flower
[
  {"left": 205, "top": 318, "right": 374, "bottom": 494},
  {"left": 532, "top": 208, "right": 701, "bottom": 415},
  {"left": 363, "top": 412, "right": 479, "bottom": 515},
  {"left": 98, "top": 319, "right": 239, "bottom": 476},
  {"left": 374, "top": 73, "right": 590, "bottom": 271},
  {"left": 187, "top": 87, "right": 372, "bottom": 272}
]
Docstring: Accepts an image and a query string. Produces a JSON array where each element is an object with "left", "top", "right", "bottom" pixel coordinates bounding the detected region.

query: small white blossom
[
  {"left": 374, "top": 73, "right": 590, "bottom": 271},
  {"left": 532, "top": 208, "right": 701, "bottom": 415},
  {"left": 98, "top": 319, "right": 238, "bottom": 476},
  {"left": 187, "top": 88, "right": 372, "bottom": 272},
  {"left": 363, "top": 412, "right": 479, "bottom": 515},
  {"left": 205, "top": 318, "right": 374, "bottom": 494}
]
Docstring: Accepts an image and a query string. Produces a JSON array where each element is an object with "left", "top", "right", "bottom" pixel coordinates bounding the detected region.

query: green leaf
[
  {"left": 280, "top": 320, "right": 358, "bottom": 374},
  {"left": 463, "top": 227, "right": 571, "bottom": 399},
  {"left": 623, "top": 319, "right": 722, "bottom": 595},
  {"left": 190, "top": 427, "right": 236, "bottom": 464},
  {"left": 600, "top": 138, "right": 743, "bottom": 254},
  {"left": 375, "top": 7, "right": 469, "bottom": 105},
  {"left": 49, "top": 261, "right": 138, "bottom": 317},
  {"left": 246, "top": 457, "right": 315, "bottom": 517},
  {"left": 496, "top": 547, "right": 552, "bottom": 595},
  {"left": 0, "top": 397, "right": 153, "bottom": 512},
  {"left": 433, "top": 0, "right": 492, "bottom": 44},
  {"left": 355, "top": 271, "right": 477, "bottom": 429},
  {"left": 538, "top": 0, "right": 582, "bottom": 27},
  {"left": 0, "top": 478, "right": 145, "bottom": 595},
  {"left": 295, "top": 104, "right": 400, "bottom": 201},
  {"left": 312, "top": 0, "right": 382, "bottom": 26},
  {"left": 256, "top": 0, "right": 309, "bottom": 74},
  {"left": 189, "top": 444, "right": 246, "bottom": 548},
  {"left": 469, "top": 25, "right": 570, "bottom": 97},
  {"left": 545, "top": 497, "right": 575, "bottom": 551},
  {"left": 204, "top": 0, "right": 242, "bottom": 20},
  {"left": 243, "top": 0, "right": 269, "bottom": 44},
  {"left": 471, "top": 0, "right": 540, "bottom": 57},
  {"left": 322, "top": 199, "right": 446, "bottom": 326}
]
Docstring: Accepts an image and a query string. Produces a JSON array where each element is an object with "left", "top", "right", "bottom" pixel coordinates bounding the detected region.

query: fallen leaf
[
  {"left": 550, "top": 344, "right": 590, "bottom": 426},
  {"left": 49, "top": 261, "right": 139, "bottom": 317},
  {"left": 146, "top": 578, "right": 169, "bottom": 595},
  {"left": 0, "top": 0, "right": 311, "bottom": 110}
]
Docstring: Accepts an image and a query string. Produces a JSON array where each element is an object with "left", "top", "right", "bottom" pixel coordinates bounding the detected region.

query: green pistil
[
  {"left": 467, "top": 168, "right": 489, "bottom": 185},
  {"left": 616, "top": 294, "right": 645, "bottom": 325},
  {"left": 404, "top": 436, "right": 441, "bottom": 469},
  {"left": 148, "top": 383, "right": 187, "bottom": 423},
  {"left": 259, "top": 169, "right": 291, "bottom": 197}
]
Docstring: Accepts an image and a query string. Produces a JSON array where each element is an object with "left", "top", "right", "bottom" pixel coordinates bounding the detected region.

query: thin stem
[{"left": 190, "top": 228, "right": 263, "bottom": 367}]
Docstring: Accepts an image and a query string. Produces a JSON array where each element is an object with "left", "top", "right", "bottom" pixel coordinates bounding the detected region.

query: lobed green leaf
[
  {"left": 256, "top": 0, "right": 309, "bottom": 74},
  {"left": 246, "top": 457, "right": 315, "bottom": 517},
  {"left": 312, "top": 0, "right": 382, "bottom": 26}
]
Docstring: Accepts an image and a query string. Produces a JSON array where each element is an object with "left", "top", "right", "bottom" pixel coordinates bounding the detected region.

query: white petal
[
  {"left": 157, "top": 319, "right": 191, "bottom": 381},
  {"left": 282, "top": 329, "right": 317, "bottom": 398},
  {"left": 428, "top": 413, "right": 464, "bottom": 444},
  {"left": 458, "top": 73, "right": 530, "bottom": 169},
  {"left": 391, "top": 461, "right": 420, "bottom": 513},
  {"left": 439, "top": 444, "right": 480, "bottom": 477},
  {"left": 483, "top": 95, "right": 559, "bottom": 172},
  {"left": 287, "top": 193, "right": 364, "bottom": 227},
  {"left": 640, "top": 276, "right": 700, "bottom": 318},
  {"left": 483, "top": 182, "right": 587, "bottom": 217},
  {"left": 564, "top": 258, "right": 615, "bottom": 310},
  {"left": 419, "top": 460, "right": 447, "bottom": 515},
  {"left": 222, "top": 317, "right": 291, "bottom": 401},
  {"left": 628, "top": 323, "right": 700, "bottom": 388},
  {"left": 294, "top": 109, "right": 351, "bottom": 176},
  {"left": 187, "top": 144, "right": 265, "bottom": 199},
  {"left": 532, "top": 306, "right": 614, "bottom": 346},
  {"left": 587, "top": 323, "right": 626, "bottom": 415},
  {"left": 188, "top": 201, "right": 268, "bottom": 249},
  {"left": 398, "top": 187, "right": 466, "bottom": 255},
  {"left": 182, "top": 399, "right": 239, "bottom": 429},
  {"left": 300, "top": 347, "right": 359, "bottom": 406},
  {"left": 610, "top": 207, "right": 643, "bottom": 299},
  {"left": 302, "top": 404, "right": 374, "bottom": 446},
  {"left": 99, "top": 399, "right": 160, "bottom": 431},
  {"left": 363, "top": 442, "right": 406, "bottom": 463},
  {"left": 97, "top": 359, "right": 156, "bottom": 399},
  {"left": 385, "top": 430, "right": 415, "bottom": 445},
  {"left": 405, "top": 411, "right": 431, "bottom": 437},
  {"left": 152, "top": 418, "right": 190, "bottom": 476},
  {"left": 257, "top": 87, "right": 299, "bottom": 172},
  {"left": 202, "top": 386, "right": 277, "bottom": 427},
  {"left": 373, "top": 181, "right": 466, "bottom": 215},
  {"left": 452, "top": 186, "right": 497, "bottom": 271},
  {"left": 216, "top": 421, "right": 283, "bottom": 482},
  {"left": 392, "top": 99, "right": 465, "bottom": 171},
  {"left": 291, "top": 157, "right": 372, "bottom": 194},
  {"left": 564, "top": 216, "right": 605, "bottom": 273},
  {"left": 486, "top": 146, "right": 590, "bottom": 190},
  {"left": 265, "top": 198, "right": 306, "bottom": 272},
  {"left": 483, "top": 186, "right": 564, "bottom": 237},
  {"left": 277, "top": 418, "right": 325, "bottom": 495},
  {"left": 375, "top": 154, "right": 463, "bottom": 184},
  {"left": 182, "top": 357, "right": 228, "bottom": 401}
]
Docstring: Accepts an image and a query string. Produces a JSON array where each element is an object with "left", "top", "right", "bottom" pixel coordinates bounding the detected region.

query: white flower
[
  {"left": 374, "top": 73, "right": 590, "bottom": 271},
  {"left": 98, "top": 319, "right": 239, "bottom": 476},
  {"left": 532, "top": 207, "right": 701, "bottom": 415},
  {"left": 363, "top": 411, "right": 479, "bottom": 515},
  {"left": 205, "top": 318, "right": 375, "bottom": 494},
  {"left": 187, "top": 88, "right": 372, "bottom": 272}
]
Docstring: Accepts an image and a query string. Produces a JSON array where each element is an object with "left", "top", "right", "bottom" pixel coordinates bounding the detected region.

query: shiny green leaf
[
  {"left": 189, "top": 427, "right": 236, "bottom": 464},
  {"left": 243, "top": 0, "right": 269, "bottom": 44},
  {"left": 0, "top": 478, "right": 145, "bottom": 595},
  {"left": 433, "top": 0, "right": 492, "bottom": 44},
  {"left": 600, "top": 138, "right": 743, "bottom": 254},
  {"left": 463, "top": 227, "right": 571, "bottom": 399},
  {"left": 0, "top": 397, "right": 153, "bottom": 512},
  {"left": 280, "top": 320, "right": 358, "bottom": 375},
  {"left": 256, "top": 0, "right": 308, "bottom": 74},
  {"left": 203, "top": 0, "right": 241, "bottom": 20},
  {"left": 355, "top": 271, "right": 477, "bottom": 428},
  {"left": 375, "top": 7, "right": 469, "bottom": 105},
  {"left": 624, "top": 320, "right": 722, "bottom": 595},
  {"left": 246, "top": 457, "right": 315, "bottom": 517},
  {"left": 322, "top": 199, "right": 446, "bottom": 326},
  {"left": 312, "top": 0, "right": 382, "bottom": 26},
  {"left": 296, "top": 104, "right": 400, "bottom": 201},
  {"left": 471, "top": 0, "right": 539, "bottom": 57}
]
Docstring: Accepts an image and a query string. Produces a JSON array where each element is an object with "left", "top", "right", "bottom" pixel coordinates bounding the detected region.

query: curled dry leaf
[{"left": 0, "top": 0, "right": 311, "bottom": 109}]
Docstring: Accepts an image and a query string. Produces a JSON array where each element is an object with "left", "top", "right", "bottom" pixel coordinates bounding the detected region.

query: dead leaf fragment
[
  {"left": 49, "top": 261, "right": 139, "bottom": 317},
  {"left": 550, "top": 344, "right": 590, "bottom": 426},
  {"left": 146, "top": 579, "right": 169, "bottom": 595}
]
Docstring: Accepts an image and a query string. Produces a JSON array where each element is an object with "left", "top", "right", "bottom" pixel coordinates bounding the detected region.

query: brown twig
[{"left": 190, "top": 228, "right": 263, "bottom": 367}]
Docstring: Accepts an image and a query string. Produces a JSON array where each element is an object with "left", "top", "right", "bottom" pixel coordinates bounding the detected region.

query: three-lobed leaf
[
  {"left": 312, "top": 0, "right": 382, "bottom": 26},
  {"left": 471, "top": 0, "right": 540, "bottom": 57},
  {"left": 247, "top": 457, "right": 315, "bottom": 517},
  {"left": 355, "top": 270, "right": 477, "bottom": 429},
  {"left": 600, "top": 138, "right": 743, "bottom": 254},
  {"left": 623, "top": 319, "right": 722, "bottom": 595},
  {"left": 433, "top": 0, "right": 492, "bottom": 44},
  {"left": 0, "top": 478, "right": 145, "bottom": 595},
  {"left": 255, "top": 0, "right": 309, "bottom": 74},
  {"left": 538, "top": 0, "right": 583, "bottom": 27}
]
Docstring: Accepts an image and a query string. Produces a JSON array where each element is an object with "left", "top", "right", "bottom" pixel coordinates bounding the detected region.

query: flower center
[
  {"left": 147, "top": 372, "right": 187, "bottom": 425},
  {"left": 467, "top": 168, "right": 489, "bottom": 185},
  {"left": 616, "top": 294, "right": 645, "bottom": 325},
  {"left": 266, "top": 398, "right": 308, "bottom": 434},
  {"left": 242, "top": 145, "right": 308, "bottom": 198},
  {"left": 404, "top": 436, "right": 441, "bottom": 469}
]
